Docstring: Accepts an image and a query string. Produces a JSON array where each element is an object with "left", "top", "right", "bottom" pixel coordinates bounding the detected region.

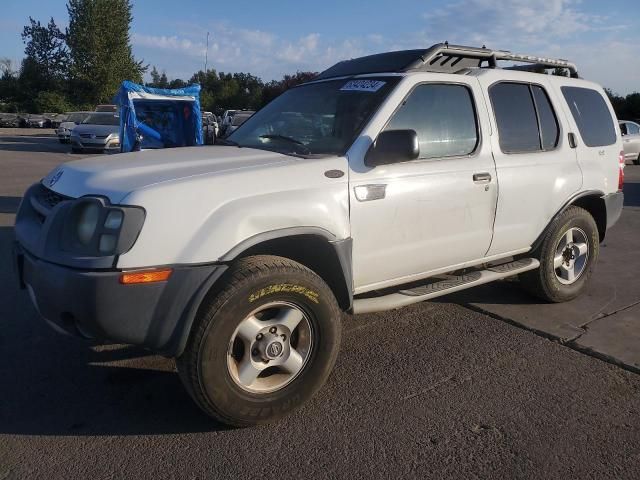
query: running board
[{"left": 352, "top": 258, "right": 540, "bottom": 314}]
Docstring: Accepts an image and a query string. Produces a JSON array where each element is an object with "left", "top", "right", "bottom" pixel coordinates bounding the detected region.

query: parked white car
[
  {"left": 56, "top": 112, "right": 91, "bottom": 143},
  {"left": 619, "top": 120, "right": 640, "bottom": 165},
  {"left": 14, "top": 44, "right": 624, "bottom": 427}
]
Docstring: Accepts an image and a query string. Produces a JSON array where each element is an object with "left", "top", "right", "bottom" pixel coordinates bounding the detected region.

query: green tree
[
  {"left": 66, "top": 0, "right": 146, "bottom": 105},
  {"left": 21, "top": 17, "right": 68, "bottom": 86}
]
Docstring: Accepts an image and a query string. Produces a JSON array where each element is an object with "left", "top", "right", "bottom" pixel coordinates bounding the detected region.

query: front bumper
[
  {"left": 71, "top": 137, "right": 120, "bottom": 152},
  {"left": 15, "top": 244, "right": 227, "bottom": 356}
]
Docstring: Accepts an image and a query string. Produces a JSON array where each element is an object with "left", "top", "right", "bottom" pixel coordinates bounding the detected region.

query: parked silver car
[
  {"left": 70, "top": 112, "right": 120, "bottom": 153},
  {"left": 620, "top": 120, "right": 640, "bottom": 165}
]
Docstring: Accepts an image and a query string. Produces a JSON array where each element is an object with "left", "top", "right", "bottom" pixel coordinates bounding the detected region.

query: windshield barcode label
[{"left": 340, "top": 80, "right": 386, "bottom": 92}]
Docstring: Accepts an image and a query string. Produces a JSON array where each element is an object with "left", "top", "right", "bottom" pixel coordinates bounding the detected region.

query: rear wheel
[
  {"left": 520, "top": 206, "right": 599, "bottom": 302},
  {"left": 177, "top": 255, "right": 342, "bottom": 427}
]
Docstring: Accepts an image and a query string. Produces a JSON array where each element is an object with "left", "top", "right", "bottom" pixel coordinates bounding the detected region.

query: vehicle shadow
[
  {"left": 432, "top": 277, "right": 535, "bottom": 306},
  {"left": 0, "top": 135, "right": 68, "bottom": 154},
  {"left": 0, "top": 196, "right": 22, "bottom": 214},
  {"left": 0, "top": 225, "right": 228, "bottom": 436}
]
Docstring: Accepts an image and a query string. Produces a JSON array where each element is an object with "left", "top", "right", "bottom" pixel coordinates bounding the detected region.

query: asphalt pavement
[{"left": 1, "top": 131, "right": 639, "bottom": 480}]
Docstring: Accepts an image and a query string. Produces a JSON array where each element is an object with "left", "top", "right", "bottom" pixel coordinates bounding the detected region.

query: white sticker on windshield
[{"left": 340, "top": 80, "right": 386, "bottom": 92}]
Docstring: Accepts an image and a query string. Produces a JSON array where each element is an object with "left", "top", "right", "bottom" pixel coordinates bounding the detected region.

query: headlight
[
  {"left": 63, "top": 197, "right": 145, "bottom": 257},
  {"left": 76, "top": 203, "right": 100, "bottom": 245}
]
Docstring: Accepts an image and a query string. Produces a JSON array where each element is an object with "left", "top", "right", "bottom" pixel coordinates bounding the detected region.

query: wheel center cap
[{"left": 266, "top": 341, "right": 283, "bottom": 359}]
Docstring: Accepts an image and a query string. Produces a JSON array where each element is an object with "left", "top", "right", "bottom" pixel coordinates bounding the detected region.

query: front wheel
[
  {"left": 519, "top": 206, "right": 599, "bottom": 302},
  {"left": 177, "top": 255, "right": 342, "bottom": 427}
]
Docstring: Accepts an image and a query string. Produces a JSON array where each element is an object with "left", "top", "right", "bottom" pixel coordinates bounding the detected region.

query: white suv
[{"left": 13, "top": 44, "right": 625, "bottom": 426}]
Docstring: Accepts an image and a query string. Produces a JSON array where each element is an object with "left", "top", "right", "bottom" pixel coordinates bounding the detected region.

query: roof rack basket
[
  {"left": 406, "top": 43, "right": 579, "bottom": 77},
  {"left": 315, "top": 42, "right": 579, "bottom": 80}
]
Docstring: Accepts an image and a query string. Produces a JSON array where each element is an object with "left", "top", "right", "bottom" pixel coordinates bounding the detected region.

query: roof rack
[{"left": 314, "top": 43, "right": 579, "bottom": 80}]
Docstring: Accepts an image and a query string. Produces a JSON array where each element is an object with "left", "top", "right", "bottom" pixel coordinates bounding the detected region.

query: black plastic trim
[{"left": 16, "top": 245, "right": 224, "bottom": 356}]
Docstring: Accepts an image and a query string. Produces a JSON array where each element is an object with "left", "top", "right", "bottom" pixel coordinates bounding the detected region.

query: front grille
[
  {"left": 30, "top": 184, "right": 73, "bottom": 223},
  {"left": 37, "top": 184, "right": 70, "bottom": 209},
  {"left": 79, "top": 133, "right": 93, "bottom": 138}
]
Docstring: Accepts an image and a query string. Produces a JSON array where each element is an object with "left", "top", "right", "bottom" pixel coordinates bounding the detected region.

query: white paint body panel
[{"left": 41, "top": 68, "right": 622, "bottom": 295}]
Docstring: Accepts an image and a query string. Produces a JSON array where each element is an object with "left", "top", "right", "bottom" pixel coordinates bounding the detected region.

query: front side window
[
  {"left": 561, "top": 86, "right": 616, "bottom": 147},
  {"left": 228, "top": 77, "right": 400, "bottom": 157},
  {"left": 490, "top": 82, "right": 560, "bottom": 153},
  {"left": 384, "top": 83, "right": 478, "bottom": 159}
]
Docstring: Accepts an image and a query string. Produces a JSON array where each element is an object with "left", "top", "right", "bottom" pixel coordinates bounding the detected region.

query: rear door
[{"left": 477, "top": 71, "right": 581, "bottom": 255}]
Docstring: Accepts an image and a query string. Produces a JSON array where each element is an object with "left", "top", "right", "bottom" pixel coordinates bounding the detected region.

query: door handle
[{"left": 473, "top": 172, "right": 492, "bottom": 184}]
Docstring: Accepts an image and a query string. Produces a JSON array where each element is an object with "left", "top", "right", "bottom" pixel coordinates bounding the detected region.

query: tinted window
[
  {"left": 561, "top": 86, "right": 616, "bottom": 147},
  {"left": 532, "top": 86, "right": 560, "bottom": 150},
  {"left": 490, "top": 83, "right": 541, "bottom": 152},
  {"left": 628, "top": 123, "right": 640, "bottom": 135},
  {"left": 384, "top": 84, "right": 478, "bottom": 159}
]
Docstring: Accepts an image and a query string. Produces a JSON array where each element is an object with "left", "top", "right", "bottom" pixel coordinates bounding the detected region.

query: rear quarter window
[{"left": 561, "top": 86, "right": 617, "bottom": 147}]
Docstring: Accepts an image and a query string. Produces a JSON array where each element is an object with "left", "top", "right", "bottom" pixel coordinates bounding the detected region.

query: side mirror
[{"left": 365, "top": 129, "right": 419, "bottom": 167}]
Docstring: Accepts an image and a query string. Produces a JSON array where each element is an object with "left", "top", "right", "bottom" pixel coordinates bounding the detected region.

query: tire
[
  {"left": 519, "top": 206, "right": 599, "bottom": 303},
  {"left": 177, "top": 255, "right": 342, "bottom": 427},
  {"left": 71, "top": 147, "right": 81, "bottom": 153},
  {"left": 634, "top": 154, "right": 640, "bottom": 165}
]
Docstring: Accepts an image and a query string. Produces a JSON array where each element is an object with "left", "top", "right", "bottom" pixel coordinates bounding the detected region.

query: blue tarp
[{"left": 115, "top": 81, "right": 203, "bottom": 152}]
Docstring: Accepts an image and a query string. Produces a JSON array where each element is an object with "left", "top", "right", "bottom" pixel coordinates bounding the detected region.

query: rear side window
[
  {"left": 384, "top": 83, "right": 478, "bottom": 159},
  {"left": 561, "top": 86, "right": 616, "bottom": 147},
  {"left": 532, "top": 86, "right": 560, "bottom": 150},
  {"left": 628, "top": 123, "right": 640, "bottom": 135},
  {"left": 489, "top": 82, "right": 560, "bottom": 153}
]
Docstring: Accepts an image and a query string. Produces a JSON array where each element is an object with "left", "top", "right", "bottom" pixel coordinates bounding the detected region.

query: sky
[{"left": 2, "top": 0, "right": 639, "bottom": 94}]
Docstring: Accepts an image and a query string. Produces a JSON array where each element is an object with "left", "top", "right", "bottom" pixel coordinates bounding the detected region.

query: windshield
[
  {"left": 228, "top": 77, "right": 399, "bottom": 156},
  {"left": 82, "top": 113, "right": 119, "bottom": 126},
  {"left": 66, "top": 112, "right": 88, "bottom": 124}
]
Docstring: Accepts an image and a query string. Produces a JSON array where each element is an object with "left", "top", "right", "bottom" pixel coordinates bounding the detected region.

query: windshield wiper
[
  {"left": 259, "top": 134, "right": 304, "bottom": 145},
  {"left": 259, "top": 134, "right": 310, "bottom": 154}
]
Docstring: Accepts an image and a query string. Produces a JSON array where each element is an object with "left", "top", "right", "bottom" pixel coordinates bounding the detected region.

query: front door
[{"left": 349, "top": 75, "right": 498, "bottom": 294}]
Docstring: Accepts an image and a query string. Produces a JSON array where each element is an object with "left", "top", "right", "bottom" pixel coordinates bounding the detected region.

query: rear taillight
[{"left": 618, "top": 151, "right": 625, "bottom": 191}]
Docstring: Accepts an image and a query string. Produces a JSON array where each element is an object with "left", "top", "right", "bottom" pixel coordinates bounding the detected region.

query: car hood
[
  {"left": 43, "top": 146, "right": 299, "bottom": 203},
  {"left": 71, "top": 123, "right": 119, "bottom": 136}
]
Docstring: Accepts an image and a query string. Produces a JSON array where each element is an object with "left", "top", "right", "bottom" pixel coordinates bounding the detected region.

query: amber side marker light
[{"left": 120, "top": 268, "right": 173, "bottom": 285}]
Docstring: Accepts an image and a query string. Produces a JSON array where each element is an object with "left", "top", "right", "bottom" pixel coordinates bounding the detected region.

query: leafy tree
[
  {"left": 21, "top": 17, "right": 68, "bottom": 86},
  {"left": 66, "top": 0, "right": 146, "bottom": 105}
]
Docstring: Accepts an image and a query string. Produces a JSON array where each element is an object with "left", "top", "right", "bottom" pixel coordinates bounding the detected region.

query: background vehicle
[
  {"left": 56, "top": 111, "right": 91, "bottom": 143},
  {"left": 95, "top": 104, "right": 118, "bottom": 113},
  {"left": 224, "top": 111, "right": 254, "bottom": 136},
  {"left": 0, "top": 113, "right": 19, "bottom": 127},
  {"left": 69, "top": 112, "right": 120, "bottom": 153},
  {"left": 14, "top": 44, "right": 624, "bottom": 427},
  {"left": 25, "top": 114, "right": 45, "bottom": 128},
  {"left": 619, "top": 120, "right": 640, "bottom": 164},
  {"left": 202, "top": 114, "right": 219, "bottom": 144}
]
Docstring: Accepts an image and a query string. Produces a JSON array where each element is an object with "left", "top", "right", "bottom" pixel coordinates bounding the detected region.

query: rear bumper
[
  {"left": 604, "top": 191, "right": 624, "bottom": 230},
  {"left": 15, "top": 243, "right": 227, "bottom": 356}
]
